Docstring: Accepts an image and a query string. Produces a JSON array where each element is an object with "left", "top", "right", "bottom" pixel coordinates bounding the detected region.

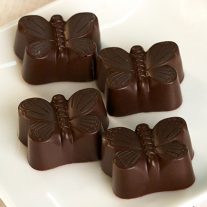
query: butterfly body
[
  {"left": 130, "top": 45, "right": 147, "bottom": 80},
  {"left": 130, "top": 46, "right": 151, "bottom": 107},
  {"left": 97, "top": 42, "right": 183, "bottom": 116},
  {"left": 50, "top": 15, "right": 69, "bottom": 63},
  {"left": 50, "top": 15, "right": 66, "bottom": 50},
  {"left": 135, "top": 124, "right": 156, "bottom": 162},
  {"left": 18, "top": 88, "right": 109, "bottom": 170},
  {"left": 14, "top": 13, "right": 100, "bottom": 84},
  {"left": 101, "top": 117, "right": 195, "bottom": 198},
  {"left": 51, "top": 94, "right": 73, "bottom": 143}
]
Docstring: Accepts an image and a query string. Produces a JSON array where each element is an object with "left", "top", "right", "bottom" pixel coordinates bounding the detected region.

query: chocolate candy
[
  {"left": 97, "top": 41, "right": 183, "bottom": 116},
  {"left": 18, "top": 88, "right": 108, "bottom": 170},
  {"left": 101, "top": 117, "right": 195, "bottom": 198},
  {"left": 14, "top": 13, "right": 100, "bottom": 84}
]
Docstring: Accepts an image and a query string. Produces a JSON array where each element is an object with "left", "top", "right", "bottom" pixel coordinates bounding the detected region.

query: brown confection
[
  {"left": 14, "top": 13, "right": 100, "bottom": 84},
  {"left": 97, "top": 42, "right": 183, "bottom": 116},
  {"left": 101, "top": 117, "right": 195, "bottom": 198},
  {"left": 18, "top": 88, "right": 109, "bottom": 170}
]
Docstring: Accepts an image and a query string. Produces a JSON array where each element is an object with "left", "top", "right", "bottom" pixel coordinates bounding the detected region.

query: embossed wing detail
[
  {"left": 18, "top": 15, "right": 54, "bottom": 59},
  {"left": 18, "top": 15, "right": 53, "bottom": 41},
  {"left": 105, "top": 127, "right": 139, "bottom": 149},
  {"left": 153, "top": 117, "right": 185, "bottom": 145},
  {"left": 19, "top": 98, "right": 55, "bottom": 122},
  {"left": 19, "top": 98, "right": 57, "bottom": 141},
  {"left": 99, "top": 48, "right": 134, "bottom": 89},
  {"left": 104, "top": 127, "right": 141, "bottom": 168},
  {"left": 70, "top": 115, "right": 101, "bottom": 134},
  {"left": 29, "top": 121, "right": 57, "bottom": 142},
  {"left": 68, "top": 89, "right": 102, "bottom": 139},
  {"left": 156, "top": 141, "right": 187, "bottom": 160},
  {"left": 114, "top": 150, "right": 141, "bottom": 168},
  {"left": 149, "top": 65, "right": 177, "bottom": 83},
  {"left": 146, "top": 41, "right": 180, "bottom": 84},
  {"left": 67, "top": 12, "right": 98, "bottom": 39},
  {"left": 69, "top": 38, "right": 96, "bottom": 56},
  {"left": 107, "top": 70, "right": 133, "bottom": 89},
  {"left": 27, "top": 40, "right": 53, "bottom": 58},
  {"left": 153, "top": 117, "right": 189, "bottom": 159},
  {"left": 68, "top": 88, "right": 99, "bottom": 117},
  {"left": 100, "top": 47, "right": 132, "bottom": 71},
  {"left": 146, "top": 41, "right": 178, "bottom": 67}
]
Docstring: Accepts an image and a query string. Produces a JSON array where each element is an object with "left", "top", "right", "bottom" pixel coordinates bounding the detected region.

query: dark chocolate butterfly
[
  {"left": 97, "top": 42, "right": 183, "bottom": 116},
  {"left": 97, "top": 41, "right": 183, "bottom": 91},
  {"left": 16, "top": 13, "right": 98, "bottom": 59},
  {"left": 103, "top": 117, "right": 193, "bottom": 170},
  {"left": 102, "top": 117, "right": 195, "bottom": 198},
  {"left": 14, "top": 13, "right": 100, "bottom": 83},
  {"left": 18, "top": 88, "right": 107, "bottom": 145}
]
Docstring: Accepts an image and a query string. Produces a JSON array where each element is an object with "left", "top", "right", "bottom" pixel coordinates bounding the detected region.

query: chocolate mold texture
[
  {"left": 97, "top": 41, "right": 183, "bottom": 116},
  {"left": 18, "top": 88, "right": 109, "bottom": 170},
  {"left": 14, "top": 13, "right": 100, "bottom": 84},
  {"left": 101, "top": 117, "right": 195, "bottom": 198}
]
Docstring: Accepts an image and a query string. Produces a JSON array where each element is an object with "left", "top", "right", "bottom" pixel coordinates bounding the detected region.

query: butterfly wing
[
  {"left": 99, "top": 47, "right": 132, "bottom": 71},
  {"left": 156, "top": 140, "right": 188, "bottom": 160},
  {"left": 18, "top": 98, "right": 57, "bottom": 142},
  {"left": 104, "top": 127, "right": 140, "bottom": 150},
  {"left": 70, "top": 115, "right": 101, "bottom": 137},
  {"left": 99, "top": 47, "right": 134, "bottom": 89},
  {"left": 68, "top": 88, "right": 109, "bottom": 138},
  {"left": 146, "top": 41, "right": 178, "bottom": 68},
  {"left": 18, "top": 15, "right": 53, "bottom": 42},
  {"left": 114, "top": 150, "right": 141, "bottom": 168},
  {"left": 69, "top": 38, "right": 97, "bottom": 56},
  {"left": 103, "top": 128, "right": 142, "bottom": 169},
  {"left": 68, "top": 88, "right": 100, "bottom": 118},
  {"left": 153, "top": 117, "right": 185, "bottom": 146},
  {"left": 149, "top": 65, "right": 177, "bottom": 84},
  {"left": 68, "top": 89, "right": 103, "bottom": 140},
  {"left": 26, "top": 40, "right": 53, "bottom": 59},
  {"left": 66, "top": 12, "right": 98, "bottom": 40},
  {"left": 29, "top": 120, "right": 57, "bottom": 142},
  {"left": 106, "top": 70, "right": 133, "bottom": 89}
]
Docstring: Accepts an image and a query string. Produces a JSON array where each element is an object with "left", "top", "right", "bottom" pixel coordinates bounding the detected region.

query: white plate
[{"left": 0, "top": 0, "right": 207, "bottom": 206}]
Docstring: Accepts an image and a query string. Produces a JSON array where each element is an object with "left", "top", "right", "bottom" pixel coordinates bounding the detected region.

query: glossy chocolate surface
[
  {"left": 97, "top": 42, "right": 183, "bottom": 116},
  {"left": 18, "top": 88, "right": 109, "bottom": 170},
  {"left": 101, "top": 117, "right": 195, "bottom": 198},
  {"left": 14, "top": 13, "right": 100, "bottom": 84}
]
